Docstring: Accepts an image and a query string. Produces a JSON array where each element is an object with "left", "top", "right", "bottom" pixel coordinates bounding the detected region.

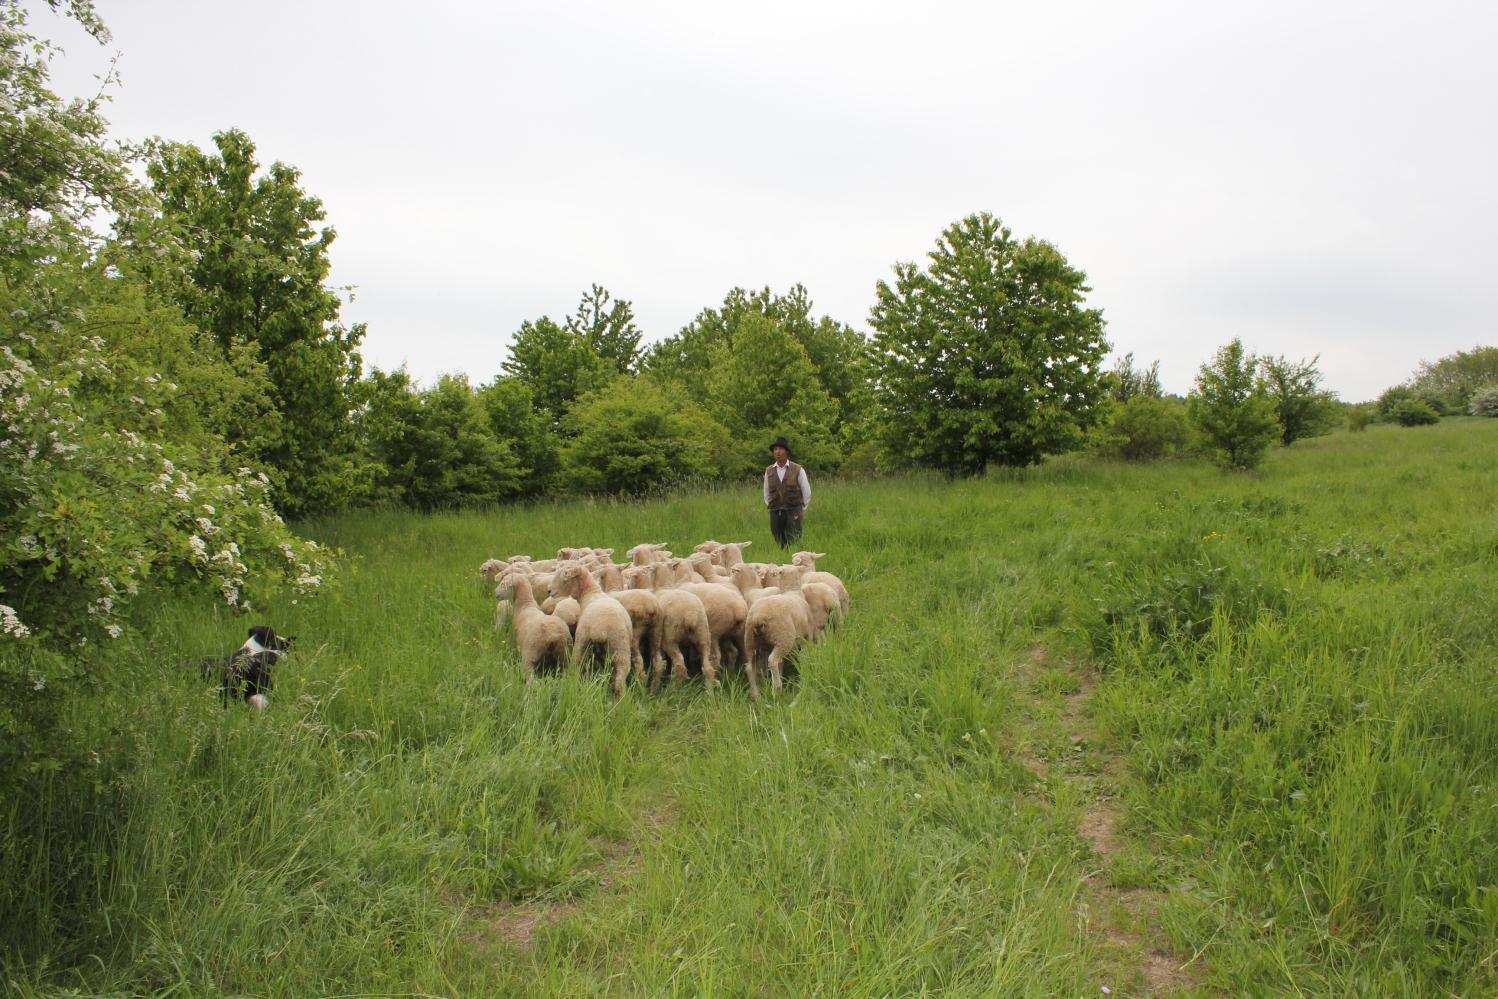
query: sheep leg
[
  {"left": 669, "top": 644, "right": 689, "bottom": 684},
  {"left": 650, "top": 641, "right": 670, "bottom": 693},
  {"left": 609, "top": 636, "right": 631, "bottom": 699},
  {"left": 698, "top": 634, "right": 719, "bottom": 689},
  {"left": 743, "top": 629, "right": 761, "bottom": 702},
  {"left": 767, "top": 645, "right": 786, "bottom": 695}
]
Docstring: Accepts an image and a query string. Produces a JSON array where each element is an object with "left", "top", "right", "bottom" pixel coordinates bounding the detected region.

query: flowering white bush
[
  {"left": 0, "top": 329, "right": 330, "bottom": 649},
  {"left": 1470, "top": 385, "right": 1498, "bottom": 418}
]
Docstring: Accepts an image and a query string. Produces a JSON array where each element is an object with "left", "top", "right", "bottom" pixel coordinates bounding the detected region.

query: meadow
[{"left": 4, "top": 419, "right": 1496, "bottom": 996}]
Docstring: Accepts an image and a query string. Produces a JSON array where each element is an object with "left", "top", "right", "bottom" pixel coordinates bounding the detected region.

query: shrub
[
  {"left": 1189, "top": 339, "right": 1280, "bottom": 470},
  {"left": 868, "top": 212, "right": 1109, "bottom": 473},
  {"left": 560, "top": 377, "right": 730, "bottom": 495},
  {"left": 1469, "top": 385, "right": 1498, "bottom": 417},
  {"left": 1096, "top": 396, "right": 1189, "bottom": 461},
  {"left": 1411, "top": 345, "right": 1498, "bottom": 411},
  {"left": 1346, "top": 404, "right": 1373, "bottom": 431},
  {"left": 1391, "top": 398, "right": 1440, "bottom": 426},
  {"left": 357, "top": 371, "right": 522, "bottom": 509},
  {"left": 1261, "top": 354, "right": 1337, "bottom": 446}
]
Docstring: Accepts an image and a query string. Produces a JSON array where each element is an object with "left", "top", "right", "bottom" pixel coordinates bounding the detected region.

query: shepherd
[{"left": 763, "top": 436, "right": 811, "bottom": 549}]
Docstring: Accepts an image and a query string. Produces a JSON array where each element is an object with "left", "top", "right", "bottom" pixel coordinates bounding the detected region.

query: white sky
[{"left": 36, "top": 0, "right": 1498, "bottom": 400}]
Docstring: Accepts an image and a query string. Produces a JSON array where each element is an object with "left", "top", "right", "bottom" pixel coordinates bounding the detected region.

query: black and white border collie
[{"left": 193, "top": 625, "right": 295, "bottom": 710}]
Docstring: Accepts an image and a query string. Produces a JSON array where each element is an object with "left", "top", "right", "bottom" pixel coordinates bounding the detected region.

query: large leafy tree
[
  {"left": 145, "top": 129, "right": 368, "bottom": 516},
  {"left": 869, "top": 212, "right": 1110, "bottom": 474},
  {"left": 357, "top": 371, "right": 521, "bottom": 510},
  {"left": 1260, "top": 354, "right": 1336, "bottom": 446},
  {"left": 567, "top": 283, "right": 642, "bottom": 374},
  {"left": 643, "top": 284, "right": 874, "bottom": 448},
  {"left": 703, "top": 313, "right": 840, "bottom": 474},
  {"left": 498, "top": 315, "right": 614, "bottom": 421},
  {"left": 1410, "top": 345, "right": 1498, "bottom": 411},
  {"left": 560, "top": 377, "right": 729, "bottom": 495},
  {"left": 477, "top": 377, "right": 562, "bottom": 490},
  {"left": 1189, "top": 338, "right": 1280, "bottom": 470}
]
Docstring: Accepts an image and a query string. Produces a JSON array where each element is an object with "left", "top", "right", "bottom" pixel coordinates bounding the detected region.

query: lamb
[
  {"left": 552, "top": 562, "right": 635, "bottom": 697},
  {"left": 687, "top": 550, "right": 731, "bottom": 581},
  {"left": 729, "top": 562, "right": 780, "bottom": 609},
  {"left": 717, "top": 541, "right": 753, "bottom": 569},
  {"left": 645, "top": 561, "right": 718, "bottom": 690},
  {"left": 598, "top": 563, "right": 661, "bottom": 686},
  {"left": 742, "top": 588, "right": 812, "bottom": 700},
  {"left": 679, "top": 554, "right": 748, "bottom": 670},
  {"left": 774, "top": 563, "right": 841, "bottom": 637},
  {"left": 495, "top": 573, "right": 571, "bottom": 681},
  {"left": 627, "top": 542, "right": 671, "bottom": 566},
  {"left": 790, "top": 551, "right": 849, "bottom": 616}
]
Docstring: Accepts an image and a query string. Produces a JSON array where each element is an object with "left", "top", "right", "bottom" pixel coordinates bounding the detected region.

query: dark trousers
[{"left": 769, "top": 506, "right": 804, "bottom": 548}]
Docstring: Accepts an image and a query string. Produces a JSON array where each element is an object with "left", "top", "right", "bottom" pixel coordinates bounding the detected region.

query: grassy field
[{"left": 4, "top": 419, "right": 1496, "bottom": 996}]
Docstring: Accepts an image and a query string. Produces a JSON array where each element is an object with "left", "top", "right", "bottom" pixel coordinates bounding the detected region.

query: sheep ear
[
  {"left": 740, "top": 541, "right": 752, "bottom": 549},
  {"left": 813, "top": 552, "right": 827, "bottom": 559}
]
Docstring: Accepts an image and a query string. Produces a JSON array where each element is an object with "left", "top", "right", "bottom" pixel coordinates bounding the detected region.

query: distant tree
[
  {"left": 566, "top": 283, "right": 642, "bottom": 374},
  {"left": 642, "top": 284, "right": 874, "bottom": 448},
  {"left": 1390, "top": 398, "right": 1440, "bottom": 427},
  {"left": 868, "top": 212, "right": 1109, "bottom": 473},
  {"left": 145, "top": 129, "right": 367, "bottom": 516},
  {"left": 477, "top": 377, "right": 561, "bottom": 490},
  {"left": 1189, "top": 338, "right": 1279, "bottom": 470},
  {"left": 1260, "top": 354, "right": 1336, "bottom": 446},
  {"left": 703, "top": 313, "right": 840, "bottom": 474},
  {"left": 499, "top": 315, "right": 613, "bottom": 421},
  {"left": 1097, "top": 396, "right": 1189, "bottom": 461},
  {"left": 1108, "top": 353, "right": 1163, "bottom": 403},
  {"left": 1410, "top": 345, "right": 1498, "bottom": 411},
  {"left": 560, "top": 377, "right": 730, "bottom": 495},
  {"left": 1346, "top": 404, "right": 1374, "bottom": 431},
  {"left": 1470, "top": 385, "right": 1498, "bottom": 417},
  {"left": 357, "top": 371, "right": 521, "bottom": 509}
]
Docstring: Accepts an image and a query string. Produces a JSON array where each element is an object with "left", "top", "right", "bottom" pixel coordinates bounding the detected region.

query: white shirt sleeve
[
  {"left": 799, "top": 467, "right": 811, "bottom": 507},
  {"left": 763, "top": 470, "right": 771, "bottom": 507}
]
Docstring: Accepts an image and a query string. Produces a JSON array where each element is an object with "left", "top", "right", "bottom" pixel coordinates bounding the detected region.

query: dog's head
[{"left": 245, "top": 625, "right": 294, "bottom": 655}]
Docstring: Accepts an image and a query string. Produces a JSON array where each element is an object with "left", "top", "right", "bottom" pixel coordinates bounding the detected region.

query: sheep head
[
  {"left": 791, "top": 551, "right": 826, "bottom": 569},
  {"left": 775, "top": 564, "right": 807, "bottom": 590},
  {"left": 551, "top": 562, "right": 589, "bottom": 599},
  {"left": 479, "top": 559, "right": 507, "bottom": 583}
]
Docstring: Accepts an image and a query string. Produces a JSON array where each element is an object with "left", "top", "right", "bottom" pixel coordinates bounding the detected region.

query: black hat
[{"left": 770, "top": 437, "right": 792, "bottom": 455}]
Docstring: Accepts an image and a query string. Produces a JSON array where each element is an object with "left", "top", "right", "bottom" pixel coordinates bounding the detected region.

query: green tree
[
  {"left": 703, "top": 313, "right": 840, "bottom": 474},
  {"left": 477, "top": 377, "right": 561, "bottom": 490},
  {"left": 868, "top": 212, "right": 1110, "bottom": 474},
  {"left": 567, "top": 283, "right": 642, "bottom": 374},
  {"left": 1410, "top": 345, "right": 1498, "bottom": 411},
  {"left": 145, "top": 129, "right": 368, "bottom": 516},
  {"left": 1260, "top": 354, "right": 1337, "bottom": 446},
  {"left": 560, "top": 377, "right": 730, "bottom": 495},
  {"left": 1391, "top": 398, "right": 1440, "bottom": 426},
  {"left": 1107, "top": 353, "right": 1163, "bottom": 402},
  {"left": 499, "top": 315, "right": 613, "bottom": 421},
  {"left": 643, "top": 284, "right": 874, "bottom": 449},
  {"left": 1189, "top": 339, "right": 1279, "bottom": 470},
  {"left": 1097, "top": 395, "right": 1189, "bottom": 461},
  {"left": 357, "top": 371, "right": 521, "bottom": 509}
]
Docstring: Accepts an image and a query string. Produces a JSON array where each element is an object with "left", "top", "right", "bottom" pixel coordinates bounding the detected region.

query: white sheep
[
  {"left": 646, "top": 561, "right": 718, "bottom": 689},
  {"left": 728, "top": 562, "right": 780, "bottom": 609},
  {"left": 680, "top": 554, "right": 748, "bottom": 670},
  {"left": 790, "top": 551, "right": 849, "bottom": 616},
  {"left": 774, "top": 563, "right": 841, "bottom": 638},
  {"left": 599, "top": 563, "right": 661, "bottom": 686},
  {"left": 742, "top": 588, "right": 812, "bottom": 700},
  {"left": 552, "top": 562, "right": 635, "bottom": 697},
  {"left": 495, "top": 573, "right": 571, "bottom": 681}
]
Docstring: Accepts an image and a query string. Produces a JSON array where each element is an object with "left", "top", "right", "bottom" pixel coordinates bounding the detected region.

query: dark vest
[{"left": 765, "top": 461, "right": 805, "bottom": 510}]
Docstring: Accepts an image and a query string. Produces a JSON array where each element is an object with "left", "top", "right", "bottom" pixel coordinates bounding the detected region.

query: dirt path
[{"left": 1020, "top": 646, "right": 1203, "bottom": 996}]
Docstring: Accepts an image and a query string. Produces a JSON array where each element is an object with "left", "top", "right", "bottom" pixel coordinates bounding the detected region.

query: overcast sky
[{"left": 37, "top": 0, "right": 1498, "bottom": 399}]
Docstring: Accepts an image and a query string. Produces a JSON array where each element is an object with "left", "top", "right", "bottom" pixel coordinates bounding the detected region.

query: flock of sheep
[{"left": 481, "top": 541, "right": 849, "bottom": 700}]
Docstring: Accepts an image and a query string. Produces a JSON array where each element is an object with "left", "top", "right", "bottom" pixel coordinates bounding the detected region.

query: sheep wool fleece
[{"left": 765, "top": 460, "right": 806, "bottom": 548}]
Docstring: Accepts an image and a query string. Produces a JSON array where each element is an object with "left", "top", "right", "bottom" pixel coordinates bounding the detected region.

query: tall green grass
[{"left": 3, "top": 419, "right": 1494, "bottom": 995}]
